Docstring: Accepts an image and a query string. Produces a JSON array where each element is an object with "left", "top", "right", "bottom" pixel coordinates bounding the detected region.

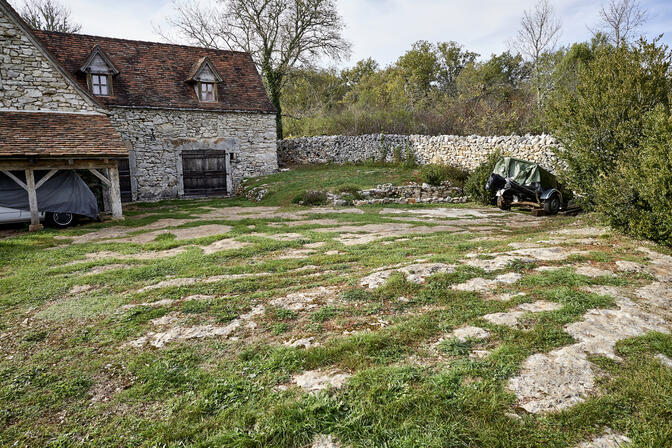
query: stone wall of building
[
  {"left": 0, "top": 5, "right": 101, "bottom": 113},
  {"left": 278, "top": 134, "right": 561, "bottom": 172},
  {"left": 109, "top": 108, "right": 277, "bottom": 201}
]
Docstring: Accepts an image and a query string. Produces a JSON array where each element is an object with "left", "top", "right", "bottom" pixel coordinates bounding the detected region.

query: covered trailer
[{"left": 485, "top": 157, "right": 565, "bottom": 215}]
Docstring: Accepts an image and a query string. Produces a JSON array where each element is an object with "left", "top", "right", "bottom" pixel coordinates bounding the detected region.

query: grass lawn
[{"left": 0, "top": 164, "right": 671, "bottom": 447}]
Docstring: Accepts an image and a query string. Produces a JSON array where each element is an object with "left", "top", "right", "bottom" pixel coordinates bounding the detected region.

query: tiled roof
[
  {"left": 0, "top": 112, "right": 128, "bottom": 158},
  {"left": 34, "top": 31, "right": 276, "bottom": 114}
]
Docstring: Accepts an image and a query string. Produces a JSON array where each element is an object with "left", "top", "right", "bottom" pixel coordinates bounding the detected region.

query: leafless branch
[{"left": 19, "top": 0, "right": 82, "bottom": 33}]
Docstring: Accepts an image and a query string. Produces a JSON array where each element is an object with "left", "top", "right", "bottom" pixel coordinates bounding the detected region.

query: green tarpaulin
[{"left": 492, "top": 157, "right": 558, "bottom": 190}]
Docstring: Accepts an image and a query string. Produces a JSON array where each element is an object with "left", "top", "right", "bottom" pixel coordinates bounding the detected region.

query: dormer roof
[
  {"left": 80, "top": 45, "right": 119, "bottom": 75},
  {"left": 186, "top": 56, "right": 223, "bottom": 83}
]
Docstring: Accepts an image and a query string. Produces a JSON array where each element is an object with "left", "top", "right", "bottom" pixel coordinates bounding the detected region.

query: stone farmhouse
[{"left": 1, "top": 0, "right": 277, "bottom": 210}]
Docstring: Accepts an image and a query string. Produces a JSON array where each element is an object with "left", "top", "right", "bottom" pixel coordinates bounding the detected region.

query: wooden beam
[
  {"left": 1, "top": 170, "right": 27, "bottom": 190},
  {"left": 225, "top": 152, "right": 233, "bottom": 194},
  {"left": 25, "top": 168, "right": 42, "bottom": 232},
  {"left": 0, "top": 159, "right": 120, "bottom": 170},
  {"left": 88, "top": 168, "right": 111, "bottom": 187},
  {"left": 108, "top": 166, "right": 124, "bottom": 220},
  {"left": 35, "top": 169, "right": 58, "bottom": 189}
]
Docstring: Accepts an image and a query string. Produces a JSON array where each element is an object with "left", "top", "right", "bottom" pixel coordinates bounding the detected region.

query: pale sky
[{"left": 10, "top": 0, "right": 672, "bottom": 67}]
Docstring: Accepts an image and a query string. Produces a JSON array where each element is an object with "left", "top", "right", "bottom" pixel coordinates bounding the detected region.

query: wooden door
[{"left": 181, "top": 150, "right": 228, "bottom": 197}]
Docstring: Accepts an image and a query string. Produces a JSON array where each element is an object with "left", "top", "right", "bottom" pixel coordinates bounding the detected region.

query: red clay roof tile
[
  {"left": 0, "top": 112, "right": 128, "bottom": 158},
  {"left": 34, "top": 31, "right": 276, "bottom": 114}
]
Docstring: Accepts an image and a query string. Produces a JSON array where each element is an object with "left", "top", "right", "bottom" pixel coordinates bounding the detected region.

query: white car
[{"left": 0, "top": 206, "right": 76, "bottom": 228}]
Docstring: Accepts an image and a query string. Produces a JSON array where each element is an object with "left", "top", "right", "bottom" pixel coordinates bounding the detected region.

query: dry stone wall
[
  {"left": 0, "top": 6, "right": 101, "bottom": 113},
  {"left": 109, "top": 108, "right": 277, "bottom": 201},
  {"left": 278, "top": 134, "right": 561, "bottom": 172}
]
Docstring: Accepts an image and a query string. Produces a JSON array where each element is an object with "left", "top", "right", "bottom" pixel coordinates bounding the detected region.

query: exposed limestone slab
[
  {"left": 201, "top": 239, "right": 251, "bottom": 255},
  {"left": 316, "top": 223, "right": 463, "bottom": 246},
  {"left": 250, "top": 232, "right": 305, "bottom": 241},
  {"left": 483, "top": 300, "right": 561, "bottom": 328},
  {"left": 464, "top": 255, "right": 535, "bottom": 272},
  {"left": 615, "top": 260, "right": 645, "bottom": 273},
  {"left": 509, "top": 345, "right": 595, "bottom": 414},
  {"left": 507, "top": 246, "right": 588, "bottom": 261},
  {"left": 637, "top": 247, "right": 672, "bottom": 282},
  {"left": 380, "top": 207, "right": 503, "bottom": 219},
  {"left": 82, "top": 247, "right": 188, "bottom": 261},
  {"left": 634, "top": 282, "right": 672, "bottom": 314},
  {"left": 574, "top": 429, "right": 631, "bottom": 448},
  {"left": 292, "top": 369, "right": 351, "bottom": 393},
  {"left": 450, "top": 326, "right": 490, "bottom": 342},
  {"left": 360, "top": 263, "right": 456, "bottom": 289},
  {"left": 269, "top": 287, "right": 338, "bottom": 311},
  {"left": 274, "top": 248, "right": 317, "bottom": 259},
  {"left": 137, "top": 273, "right": 263, "bottom": 293},
  {"left": 510, "top": 285, "right": 670, "bottom": 414},
  {"left": 284, "top": 337, "right": 318, "bottom": 349},
  {"left": 488, "top": 292, "right": 526, "bottom": 302},
  {"left": 469, "top": 349, "right": 491, "bottom": 360},
  {"left": 451, "top": 272, "right": 522, "bottom": 293},
  {"left": 655, "top": 353, "right": 672, "bottom": 368},
  {"left": 575, "top": 266, "right": 615, "bottom": 278},
  {"left": 126, "top": 304, "right": 265, "bottom": 348},
  {"left": 121, "top": 294, "right": 215, "bottom": 310},
  {"left": 312, "top": 434, "right": 341, "bottom": 448},
  {"left": 107, "top": 224, "right": 234, "bottom": 244},
  {"left": 552, "top": 227, "right": 607, "bottom": 237}
]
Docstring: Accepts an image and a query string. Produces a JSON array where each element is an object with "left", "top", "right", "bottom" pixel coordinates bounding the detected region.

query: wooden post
[
  {"left": 108, "top": 165, "right": 124, "bottom": 220},
  {"left": 25, "top": 168, "right": 43, "bottom": 231},
  {"left": 225, "top": 152, "right": 233, "bottom": 194}
]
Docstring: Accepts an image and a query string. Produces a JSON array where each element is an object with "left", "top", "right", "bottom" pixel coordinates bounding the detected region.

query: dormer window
[
  {"left": 91, "top": 74, "right": 109, "bottom": 96},
  {"left": 199, "top": 82, "right": 215, "bottom": 102},
  {"left": 80, "top": 45, "right": 119, "bottom": 97},
  {"left": 187, "top": 56, "right": 223, "bottom": 103}
]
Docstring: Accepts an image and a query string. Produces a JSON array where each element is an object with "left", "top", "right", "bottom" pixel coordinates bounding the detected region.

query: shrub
[
  {"left": 596, "top": 106, "right": 672, "bottom": 246},
  {"left": 547, "top": 38, "right": 672, "bottom": 209},
  {"left": 419, "top": 164, "right": 469, "bottom": 187},
  {"left": 464, "top": 151, "right": 502, "bottom": 205},
  {"left": 291, "top": 190, "right": 328, "bottom": 206},
  {"left": 335, "top": 184, "right": 363, "bottom": 200}
]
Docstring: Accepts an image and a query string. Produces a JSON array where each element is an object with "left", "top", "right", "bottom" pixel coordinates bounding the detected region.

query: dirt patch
[
  {"left": 360, "top": 263, "right": 456, "bottom": 289},
  {"left": 483, "top": 301, "right": 561, "bottom": 328},
  {"left": 292, "top": 369, "right": 351, "bottom": 393},
  {"left": 69, "top": 284, "right": 95, "bottom": 295},
  {"left": 83, "top": 264, "right": 128, "bottom": 275}
]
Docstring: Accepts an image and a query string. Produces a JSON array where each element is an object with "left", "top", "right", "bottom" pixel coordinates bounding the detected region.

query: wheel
[
  {"left": 497, "top": 195, "right": 511, "bottom": 211},
  {"left": 543, "top": 194, "right": 561, "bottom": 215},
  {"left": 45, "top": 212, "right": 76, "bottom": 228}
]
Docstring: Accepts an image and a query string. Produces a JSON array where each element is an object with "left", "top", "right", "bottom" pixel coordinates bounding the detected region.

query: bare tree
[
  {"left": 19, "top": 0, "right": 82, "bottom": 33},
  {"left": 515, "top": 0, "right": 562, "bottom": 109},
  {"left": 161, "top": 0, "right": 351, "bottom": 139},
  {"left": 596, "top": 0, "right": 648, "bottom": 47}
]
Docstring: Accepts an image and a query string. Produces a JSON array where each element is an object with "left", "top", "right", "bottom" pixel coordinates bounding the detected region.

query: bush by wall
[
  {"left": 597, "top": 106, "right": 672, "bottom": 246},
  {"left": 464, "top": 151, "right": 502, "bottom": 205}
]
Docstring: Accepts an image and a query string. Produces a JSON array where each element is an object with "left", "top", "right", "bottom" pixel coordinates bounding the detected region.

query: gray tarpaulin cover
[{"left": 0, "top": 170, "right": 99, "bottom": 218}]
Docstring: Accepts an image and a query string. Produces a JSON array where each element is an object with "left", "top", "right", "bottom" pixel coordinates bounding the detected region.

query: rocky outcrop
[{"left": 278, "top": 134, "right": 560, "bottom": 171}]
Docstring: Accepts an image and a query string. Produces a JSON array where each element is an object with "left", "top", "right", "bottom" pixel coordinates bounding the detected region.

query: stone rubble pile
[
  {"left": 278, "top": 134, "right": 561, "bottom": 171},
  {"left": 329, "top": 183, "right": 468, "bottom": 206}
]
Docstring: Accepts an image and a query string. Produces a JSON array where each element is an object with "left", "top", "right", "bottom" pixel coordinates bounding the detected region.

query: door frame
[{"left": 173, "top": 138, "right": 239, "bottom": 198}]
